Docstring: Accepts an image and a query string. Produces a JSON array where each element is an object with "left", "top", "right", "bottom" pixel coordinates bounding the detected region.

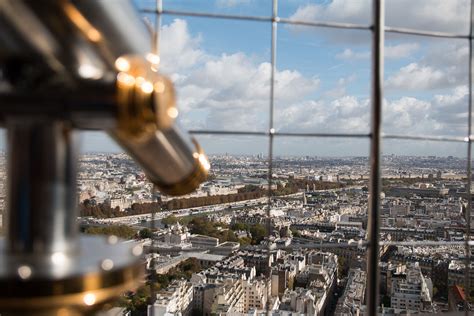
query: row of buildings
[{"left": 148, "top": 250, "right": 337, "bottom": 316}]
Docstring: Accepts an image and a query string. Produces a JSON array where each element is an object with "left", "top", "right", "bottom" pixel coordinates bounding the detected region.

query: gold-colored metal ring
[{"left": 115, "top": 55, "right": 177, "bottom": 140}]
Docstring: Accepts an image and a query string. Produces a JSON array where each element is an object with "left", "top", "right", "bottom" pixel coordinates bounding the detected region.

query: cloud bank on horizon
[{"left": 82, "top": 0, "right": 471, "bottom": 157}]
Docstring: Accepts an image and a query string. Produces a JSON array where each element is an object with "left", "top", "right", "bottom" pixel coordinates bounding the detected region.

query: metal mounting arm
[{"left": 0, "top": 0, "right": 210, "bottom": 314}]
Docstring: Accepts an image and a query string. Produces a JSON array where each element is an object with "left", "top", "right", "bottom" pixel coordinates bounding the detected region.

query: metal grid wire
[{"left": 142, "top": 1, "right": 474, "bottom": 315}]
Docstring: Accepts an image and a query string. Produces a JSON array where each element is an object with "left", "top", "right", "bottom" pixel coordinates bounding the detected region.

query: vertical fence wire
[
  {"left": 153, "top": 0, "right": 163, "bottom": 56},
  {"left": 366, "top": 0, "right": 384, "bottom": 315},
  {"left": 149, "top": 186, "right": 158, "bottom": 316},
  {"left": 465, "top": 0, "right": 473, "bottom": 314},
  {"left": 266, "top": 1, "right": 278, "bottom": 314}
]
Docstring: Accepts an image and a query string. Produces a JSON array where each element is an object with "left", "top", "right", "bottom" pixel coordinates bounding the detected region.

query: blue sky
[{"left": 79, "top": 0, "right": 472, "bottom": 157}]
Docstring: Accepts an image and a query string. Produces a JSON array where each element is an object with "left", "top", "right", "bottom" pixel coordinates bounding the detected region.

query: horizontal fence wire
[
  {"left": 190, "top": 129, "right": 469, "bottom": 142},
  {"left": 189, "top": 130, "right": 269, "bottom": 136},
  {"left": 189, "top": 130, "right": 371, "bottom": 138},
  {"left": 384, "top": 25, "right": 471, "bottom": 39},
  {"left": 382, "top": 134, "right": 468, "bottom": 143},
  {"left": 141, "top": 7, "right": 473, "bottom": 39}
]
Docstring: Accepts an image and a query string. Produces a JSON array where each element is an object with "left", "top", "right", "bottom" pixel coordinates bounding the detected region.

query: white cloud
[
  {"left": 275, "top": 96, "right": 370, "bottom": 134},
  {"left": 423, "top": 43, "right": 468, "bottom": 67},
  {"left": 160, "top": 19, "right": 320, "bottom": 131},
  {"left": 274, "top": 84, "right": 468, "bottom": 137},
  {"left": 216, "top": 0, "right": 251, "bottom": 8},
  {"left": 388, "top": 40, "right": 469, "bottom": 90},
  {"left": 187, "top": 52, "right": 318, "bottom": 105},
  {"left": 431, "top": 85, "right": 469, "bottom": 129},
  {"left": 289, "top": 0, "right": 470, "bottom": 34},
  {"left": 385, "top": 43, "right": 419, "bottom": 59},
  {"left": 336, "top": 43, "right": 418, "bottom": 61},
  {"left": 385, "top": 41, "right": 468, "bottom": 91},
  {"left": 421, "top": 43, "right": 469, "bottom": 87},
  {"left": 386, "top": 63, "right": 447, "bottom": 90},
  {"left": 159, "top": 19, "right": 272, "bottom": 130},
  {"left": 324, "top": 74, "right": 356, "bottom": 98},
  {"left": 384, "top": 97, "right": 431, "bottom": 130},
  {"left": 382, "top": 86, "right": 468, "bottom": 135},
  {"left": 288, "top": 1, "right": 469, "bottom": 94},
  {"left": 274, "top": 68, "right": 320, "bottom": 101},
  {"left": 433, "top": 85, "right": 468, "bottom": 107},
  {"left": 336, "top": 49, "right": 370, "bottom": 60},
  {"left": 160, "top": 19, "right": 204, "bottom": 74},
  {"left": 289, "top": 2, "right": 467, "bottom": 92},
  {"left": 181, "top": 53, "right": 319, "bottom": 130},
  {"left": 178, "top": 84, "right": 213, "bottom": 114},
  {"left": 160, "top": 18, "right": 466, "bottom": 141},
  {"left": 77, "top": 9, "right": 470, "bottom": 154},
  {"left": 290, "top": 1, "right": 369, "bottom": 25},
  {"left": 385, "top": 0, "right": 470, "bottom": 34}
]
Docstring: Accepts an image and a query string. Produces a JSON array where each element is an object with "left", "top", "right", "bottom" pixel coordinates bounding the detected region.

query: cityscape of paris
[
  {"left": 31, "top": 150, "right": 474, "bottom": 315},
  {"left": 1, "top": 0, "right": 474, "bottom": 315},
  {"left": 67, "top": 0, "right": 473, "bottom": 313}
]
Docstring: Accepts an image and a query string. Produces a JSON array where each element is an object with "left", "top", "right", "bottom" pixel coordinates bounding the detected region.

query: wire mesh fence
[{"left": 140, "top": 1, "right": 474, "bottom": 315}]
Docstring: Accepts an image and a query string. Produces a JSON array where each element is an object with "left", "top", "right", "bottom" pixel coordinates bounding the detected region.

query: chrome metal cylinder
[{"left": 5, "top": 119, "right": 78, "bottom": 255}]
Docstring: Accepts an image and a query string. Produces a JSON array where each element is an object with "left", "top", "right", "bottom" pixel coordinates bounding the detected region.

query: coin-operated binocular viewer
[{"left": 0, "top": 1, "right": 209, "bottom": 314}]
